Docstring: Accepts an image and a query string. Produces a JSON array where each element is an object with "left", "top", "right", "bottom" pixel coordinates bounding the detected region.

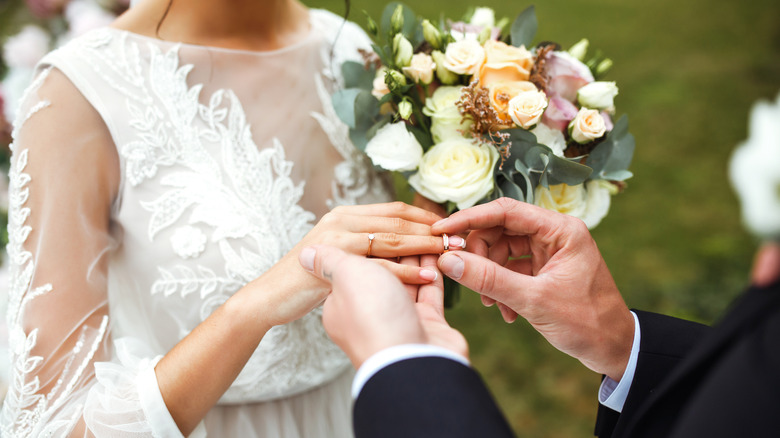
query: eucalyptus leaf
[
  {"left": 585, "top": 115, "right": 635, "bottom": 180},
  {"left": 353, "top": 90, "right": 381, "bottom": 130},
  {"left": 332, "top": 89, "right": 362, "bottom": 128},
  {"left": 349, "top": 128, "right": 370, "bottom": 152},
  {"left": 342, "top": 61, "right": 375, "bottom": 90},
  {"left": 499, "top": 178, "right": 525, "bottom": 202},
  {"left": 510, "top": 6, "right": 537, "bottom": 48},
  {"left": 545, "top": 154, "right": 593, "bottom": 186}
]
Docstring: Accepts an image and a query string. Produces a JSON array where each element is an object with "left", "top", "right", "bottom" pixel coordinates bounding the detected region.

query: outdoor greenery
[
  {"left": 306, "top": 1, "right": 780, "bottom": 436},
  {"left": 1, "top": 0, "right": 779, "bottom": 436}
]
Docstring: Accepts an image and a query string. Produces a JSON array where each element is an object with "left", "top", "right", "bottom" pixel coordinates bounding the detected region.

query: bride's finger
[
  {"left": 325, "top": 213, "right": 434, "bottom": 236},
  {"left": 399, "top": 255, "right": 421, "bottom": 300},
  {"left": 370, "top": 257, "right": 437, "bottom": 286},
  {"left": 330, "top": 202, "right": 443, "bottom": 225}
]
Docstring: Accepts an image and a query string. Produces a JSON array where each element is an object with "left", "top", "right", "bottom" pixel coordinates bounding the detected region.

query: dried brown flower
[
  {"left": 359, "top": 48, "right": 383, "bottom": 71},
  {"left": 529, "top": 44, "right": 555, "bottom": 93},
  {"left": 456, "top": 81, "right": 512, "bottom": 167}
]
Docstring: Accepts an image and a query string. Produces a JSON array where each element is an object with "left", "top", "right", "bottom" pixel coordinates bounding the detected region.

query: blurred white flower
[
  {"left": 729, "top": 92, "right": 780, "bottom": 240},
  {"left": 64, "top": 0, "right": 116, "bottom": 40},
  {"left": 3, "top": 25, "right": 50, "bottom": 69},
  {"left": 535, "top": 180, "right": 613, "bottom": 229},
  {"left": 470, "top": 7, "right": 496, "bottom": 28},
  {"left": 365, "top": 122, "right": 423, "bottom": 171},
  {"left": 532, "top": 122, "right": 567, "bottom": 157}
]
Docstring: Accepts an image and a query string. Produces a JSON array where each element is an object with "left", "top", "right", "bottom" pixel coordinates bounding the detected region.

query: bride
[{"left": 0, "top": 0, "right": 450, "bottom": 436}]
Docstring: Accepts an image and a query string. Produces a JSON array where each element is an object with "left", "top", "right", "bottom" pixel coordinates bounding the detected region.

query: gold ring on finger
[
  {"left": 367, "top": 233, "right": 375, "bottom": 257},
  {"left": 442, "top": 233, "right": 449, "bottom": 252}
]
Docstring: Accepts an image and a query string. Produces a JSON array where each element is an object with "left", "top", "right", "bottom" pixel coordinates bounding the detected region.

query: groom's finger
[
  {"left": 298, "top": 245, "right": 350, "bottom": 284},
  {"left": 416, "top": 254, "right": 445, "bottom": 314},
  {"left": 438, "top": 251, "right": 534, "bottom": 313},
  {"left": 432, "top": 198, "right": 559, "bottom": 238}
]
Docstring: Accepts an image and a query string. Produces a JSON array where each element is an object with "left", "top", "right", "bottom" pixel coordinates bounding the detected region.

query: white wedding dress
[{"left": 0, "top": 9, "right": 391, "bottom": 437}]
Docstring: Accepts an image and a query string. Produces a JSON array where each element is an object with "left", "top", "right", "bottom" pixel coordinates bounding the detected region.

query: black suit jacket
[
  {"left": 596, "top": 280, "right": 780, "bottom": 437},
  {"left": 354, "top": 281, "right": 780, "bottom": 438}
]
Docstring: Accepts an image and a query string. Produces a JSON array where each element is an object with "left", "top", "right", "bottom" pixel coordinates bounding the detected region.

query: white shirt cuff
[
  {"left": 598, "top": 311, "right": 641, "bottom": 413},
  {"left": 352, "top": 344, "right": 470, "bottom": 399}
]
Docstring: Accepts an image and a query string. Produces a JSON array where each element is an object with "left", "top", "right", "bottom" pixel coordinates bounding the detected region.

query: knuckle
[
  {"left": 391, "top": 201, "right": 408, "bottom": 214},
  {"left": 391, "top": 217, "right": 410, "bottom": 233},
  {"left": 381, "top": 232, "right": 403, "bottom": 249}
]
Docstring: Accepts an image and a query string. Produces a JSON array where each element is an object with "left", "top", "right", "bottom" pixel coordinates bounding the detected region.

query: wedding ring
[
  {"left": 367, "top": 233, "right": 375, "bottom": 257},
  {"left": 442, "top": 234, "right": 449, "bottom": 252}
]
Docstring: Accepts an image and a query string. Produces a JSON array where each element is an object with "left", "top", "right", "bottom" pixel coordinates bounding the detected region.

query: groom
[{"left": 299, "top": 198, "right": 780, "bottom": 437}]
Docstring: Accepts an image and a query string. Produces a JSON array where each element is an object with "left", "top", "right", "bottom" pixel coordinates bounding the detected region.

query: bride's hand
[{"left": 241, "top": 202, "right": 461, "bottom": 329}]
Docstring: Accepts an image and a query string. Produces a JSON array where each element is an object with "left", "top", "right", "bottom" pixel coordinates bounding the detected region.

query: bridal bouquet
[{"left": 334, "top": 3, "right": 635, "bottom": 228}]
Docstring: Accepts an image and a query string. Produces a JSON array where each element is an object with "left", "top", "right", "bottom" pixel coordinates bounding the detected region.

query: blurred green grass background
[
  {"left": 2, "top": 0, "right": 779, "bottom": 436},
  {"left": 305, "top": 1, "right": 780, "bottom": 436}
]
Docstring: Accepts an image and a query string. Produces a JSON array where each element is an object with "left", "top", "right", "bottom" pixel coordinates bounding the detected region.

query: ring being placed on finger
[
  {"left": 367, "top": 233, "right": 375, "bottom": 257},
  {"left": 442, "top": 233, "right": 449, "bottom": 252}
]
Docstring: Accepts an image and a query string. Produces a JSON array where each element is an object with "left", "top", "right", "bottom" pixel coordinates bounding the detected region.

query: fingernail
[
  {"left": 420, "top": 269, "right": 438, "bottom": 281},
  {"left": 433, "top": 218, "right": 447, "bottom": 228},
  {"left": 448, "top": 235, "right": 466, "bottom": 249},
  {"left": 299, "top": 247, "right": 316, "bottom": 271},
  {"left": 439, "top": 253, "right": 464, "bottom": 280}
]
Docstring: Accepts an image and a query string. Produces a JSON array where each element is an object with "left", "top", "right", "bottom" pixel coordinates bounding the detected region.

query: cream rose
[
  {"left": 364, "top": 122, "right": 423, "bottom": 171},
  {"left": 423, "top": 86, "right": 472, "bottom": 143},
  {"left": 442, "top": 40, "right": 486, "bottom": 76},
  {"left": 479, "top": 40, "right": 534, "bottom": 88},
  {"left": 508, "top": 89, "right": 548, "bottom": 129},
  {"left": 402, "top": 53, "right": 436, "bottom": 85},
  {"left": 570, "top": 107, "right": 606, "bottom": 144},
  {"left": 534, "top": 180, "right": 613, "bottom": 229},
  {"left": 488, "top": 81, "right": 537, "bottom": 124},
  {"left": 577, "top": 81, "right": 619, "bottom": 110},
  {"left": 409, "top": 139, "right": 498, "bottom": 209},
  {"left": 371, "top": 68, "right": 390, "bottom": 99}
]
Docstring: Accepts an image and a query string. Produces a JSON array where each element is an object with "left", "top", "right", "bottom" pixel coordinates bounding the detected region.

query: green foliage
[
  {"left": 510, "top": 6, "right": 537, "bottom": 47},
  {"left": 586, "top": 115, "right": 635, "bottom": 181}
]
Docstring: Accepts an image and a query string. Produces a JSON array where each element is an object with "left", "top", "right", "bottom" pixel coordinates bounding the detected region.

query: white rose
[
  {"left": 442, "top": 40, "right": 486, "bottom": 76},
  {"left": 365, "top": 122, "right": 424, "bottom": 171},
  {"left": 508, "top": 89, "right": 548, "bottom": 129},
  {"left": 534, "top": 180, "right": 614, "bottom": 229},
  {"left": 470, "top": 7, "right": 496, "bottom": 28},
  {"left": 577, "top": 81, "right": 619, "bottom": 110},
  {"left": 423, "top": 86, "right": 472, "bottom": 142},
  {"left": 729, "top": 93, "right": 780, "bottom": 239},
  {"left": 570, "top": 107, "right": 606, "bottom": 144},
  {"left": 402, "top": 53, "right": 436, "bottom": 85},
  {"left": 409, "top": 139, "right": 498, "bottom": 209},
  {"left": 3, "top": 25, "right": 50, "bottom": 69},
  {"left": 371, "top": 68, "right": 390, "bottom": 99},
  {"left": 531, "top": 122, "right": 567, "bottom": 157}
]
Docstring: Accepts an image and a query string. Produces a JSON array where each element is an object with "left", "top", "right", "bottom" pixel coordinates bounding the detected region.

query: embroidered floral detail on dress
[{"left": 170, "top": 225, "right": 207, "bottom": 259}]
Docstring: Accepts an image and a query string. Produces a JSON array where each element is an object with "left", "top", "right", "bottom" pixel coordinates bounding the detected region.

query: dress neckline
[{"left": 106, "top": 9, "right": 319, "bottom": 57}]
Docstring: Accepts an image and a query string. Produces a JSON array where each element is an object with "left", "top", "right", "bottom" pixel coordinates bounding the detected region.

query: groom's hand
[
  {"left": 432, "top": 198, "right": 634, "bottom": 382},
  {"left": 299, "top": 245, "right": 466, "bottom": 368}
]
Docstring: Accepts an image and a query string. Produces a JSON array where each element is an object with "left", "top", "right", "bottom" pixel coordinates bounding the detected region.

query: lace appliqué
[
  {"left": 74, "top": 30, "right": 349, "bottom": 401},
  {"left": 1, "top": 68, "right": 110, "bottom": 437}
]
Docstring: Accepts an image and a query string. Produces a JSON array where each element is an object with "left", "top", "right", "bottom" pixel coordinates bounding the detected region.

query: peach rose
[
  {"left": 508, "top": 89, "right": 548, "bottom": 129},
  {"left": 479, "top": 40, "right": 534, "bottom": 88},
  {"left": 488, "top": 81, "right": 538, "bottom": 124},
  {"left": 569, "top": 108, "right": 606, "bottom": 144}
]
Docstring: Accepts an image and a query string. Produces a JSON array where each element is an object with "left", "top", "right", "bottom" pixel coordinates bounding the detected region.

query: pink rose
[
  {"left": 449, "top": 21, "right": 501, "bottom": 42},
  {"left": 25, "top": 0, "right": 69, "bottom": 19},
  {"left": 542, "top": 96, "right": 579, "bottom": 131},
  {"left": 545, "top": 51, "right": 595, "bottom": 101},
  {"left": 601, "top": 112, "right": 614, "bottom": 132}
]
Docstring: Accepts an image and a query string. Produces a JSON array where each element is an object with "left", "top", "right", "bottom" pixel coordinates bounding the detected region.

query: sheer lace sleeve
[{"left": 0, "top": 67, "right": 175, "bottom": 437}]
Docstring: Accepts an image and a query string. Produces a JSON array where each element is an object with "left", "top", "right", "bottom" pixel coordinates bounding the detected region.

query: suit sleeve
[
  {"left": 353, "top": 356, "right": 515, "bottom": 438},
  {"left": 594, "top": 310, "right": 710, "bottom": 438}
]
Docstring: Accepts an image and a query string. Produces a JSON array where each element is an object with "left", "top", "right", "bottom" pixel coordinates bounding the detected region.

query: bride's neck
[{"left": 113, "top": 0, "right": 310, "bottom": 51}]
